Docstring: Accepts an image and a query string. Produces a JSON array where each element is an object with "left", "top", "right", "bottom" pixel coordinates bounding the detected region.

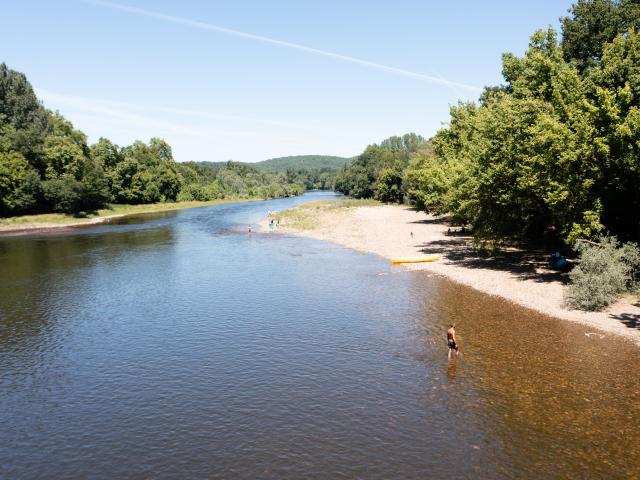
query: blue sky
[{"left": 4, "top": 0, "right": 574, "bottom": 162}]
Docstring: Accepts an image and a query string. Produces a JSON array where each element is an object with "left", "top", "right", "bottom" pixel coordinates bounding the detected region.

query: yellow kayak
[{"left": 391, "top": 255, "right": 441, "bottom": 264}]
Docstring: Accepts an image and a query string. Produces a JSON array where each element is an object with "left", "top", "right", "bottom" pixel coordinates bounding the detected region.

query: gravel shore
[{"left": 263, "top": 204, "right": 640, "bottom": 345}]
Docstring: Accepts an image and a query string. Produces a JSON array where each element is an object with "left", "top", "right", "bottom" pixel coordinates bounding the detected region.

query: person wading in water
[{"left": 447, "top": 324, "right": 461, "bottom": 360}]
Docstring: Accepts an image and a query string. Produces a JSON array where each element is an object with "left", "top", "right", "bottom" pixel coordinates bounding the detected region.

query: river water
[{"left": 1, "top": 192, "right": 639, "bottom": 479}]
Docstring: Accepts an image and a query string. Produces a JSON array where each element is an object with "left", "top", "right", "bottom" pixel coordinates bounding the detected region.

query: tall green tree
[
  {"left": 0, "top": 150, "right": 40, "bottom": 215},
  {"left": 587, "top": 28, "right": 640, "bottom": 239},
  {"left": 0, "top": 63, "right": 52, "bottom": 170},
  {"left": 408, "top": 29, "right": 607, "bottom": 243},
  {"left": 561, "top": 0, "right": 640, "bottom": 71},
  {"left": 335, "top": 134, "right": 425, "bottom": 201}
]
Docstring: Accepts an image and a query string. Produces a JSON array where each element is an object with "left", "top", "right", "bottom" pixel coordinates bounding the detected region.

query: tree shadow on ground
[
  {"left": 417, "top": 236, "right": 569, "bottom": 285},
  {"left": 610, "top": 312, "right": 640, "bottom": 330},
  {"left": 408, "top": 217, "right": 448, "bottom": 225},
  {"left": 72, "top": 209, "right": 99, "bottom": 218},
  {"left": 403, "top": 209, "right": 453, "bottom": 226}
]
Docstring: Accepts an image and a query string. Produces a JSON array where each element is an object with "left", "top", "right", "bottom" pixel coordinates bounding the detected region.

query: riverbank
[
  {"left": 0, "top": 198, "right": 253, "bottom": 236},
  {"left": 262, "top": 201, "right": 640, "bottom": 344}
]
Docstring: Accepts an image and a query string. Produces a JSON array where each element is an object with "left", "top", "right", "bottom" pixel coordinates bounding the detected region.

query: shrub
[
  {"left": 177, "top": 182, "right": 225, "bottom": 202},
  {"left": 0, "top": 151, "right": 41, "bottom": 215},
  {"left": 42, "top": 175, "right": 82, "bottom": 213},
  {"left": 177, "top": 184, "right": 204, "bottom": 202},
  {"left": 564, "top": 236, "right": 640, "bottom": 311}
]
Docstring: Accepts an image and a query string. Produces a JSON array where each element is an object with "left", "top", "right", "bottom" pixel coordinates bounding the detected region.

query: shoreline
[
  {"left": 0, "top": 198, "right": 257, "bottom": 237},
  {"left": 261, "top": 204, "right": 640, "bottom": 345}
]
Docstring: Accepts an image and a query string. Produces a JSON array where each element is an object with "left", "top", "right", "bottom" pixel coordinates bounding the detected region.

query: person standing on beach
[{"left": 447, "top": 324, "right": 460, "bottom": 360}]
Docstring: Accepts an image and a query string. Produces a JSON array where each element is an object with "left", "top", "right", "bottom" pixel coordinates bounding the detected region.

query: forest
[
  {"left": 0, "top": 64, "right": 333, "bottom": 217},
  {"left": 337, "top": 0, "right": 640, "bottom": 246}
]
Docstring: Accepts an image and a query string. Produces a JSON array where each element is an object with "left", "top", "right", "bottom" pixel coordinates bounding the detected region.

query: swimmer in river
[{"left": 447, "top": 323, "right": 460, "bottom": 360}]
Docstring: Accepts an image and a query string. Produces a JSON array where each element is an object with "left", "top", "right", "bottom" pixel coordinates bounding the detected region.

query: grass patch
[
  {"left": 0, "top": 198, "right": 252, "bottom": 228},
  {"left": 274, "top": 198, "right": 380, "bottom": 230}
]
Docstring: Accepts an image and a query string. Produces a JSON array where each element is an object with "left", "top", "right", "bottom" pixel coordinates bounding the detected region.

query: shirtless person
[{"left": 447, "top": 324, "right": 460, "bottom": 360}]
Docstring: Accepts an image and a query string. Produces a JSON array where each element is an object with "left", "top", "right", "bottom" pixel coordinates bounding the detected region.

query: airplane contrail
[{"left": 83, "top": 0, "right": 483, "bottom": 92}]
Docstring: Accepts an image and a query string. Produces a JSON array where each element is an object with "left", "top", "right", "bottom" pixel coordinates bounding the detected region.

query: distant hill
[
  {"left": 197, "top": 155, "right": 351, "bottom": 172},
  {"left": 252, "top": 155, "right": 351, "bottom": 172}
]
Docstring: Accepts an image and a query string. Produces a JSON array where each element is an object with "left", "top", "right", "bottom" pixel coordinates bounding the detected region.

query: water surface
[{"left": 1, "top": 192, "right": 639, "bottom": 479}]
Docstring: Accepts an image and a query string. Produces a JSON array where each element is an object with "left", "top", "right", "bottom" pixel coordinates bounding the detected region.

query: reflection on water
[
  {"left": 0, "top": 192, "right": 639, "bottom": 479},
  {"left": 412, "top": 278, "right": 640, "bottom": 478}
]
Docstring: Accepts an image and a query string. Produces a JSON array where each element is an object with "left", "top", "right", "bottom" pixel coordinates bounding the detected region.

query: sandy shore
[
  {"left": 0, "top": 215, "right": 127, "bottom": 236},
  {"left": 262, "top": 205, "right": 640, "bottom": 344}
]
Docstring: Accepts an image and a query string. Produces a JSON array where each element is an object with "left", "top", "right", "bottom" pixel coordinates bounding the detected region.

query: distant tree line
[
  {"left": 336, "top": 0, "right": 640, "bottom": 246},
  {"left": 334, "top": 133, "right": 426, "bottom": 204},
  {"left": 176, "top": 161, "right": 304, "bottom": 202},
  {"left": 190, "top": 161, "right": 338, "bottom": 197},
  {"left": 0, "top": 63, "right": 316, "bottom": 217}
]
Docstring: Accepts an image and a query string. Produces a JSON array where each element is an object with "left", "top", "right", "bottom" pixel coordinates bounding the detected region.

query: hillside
[
  {"left": 198, "top": 155, "right": 351, "bottom": 172},
  {"left": 253, "top": 155, "right": 351, "bottom": 172}
]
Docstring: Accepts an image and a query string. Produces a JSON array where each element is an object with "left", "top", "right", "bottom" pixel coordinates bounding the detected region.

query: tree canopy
[{"left": 334, "top": 133, "right": 426, "bottom": 203}]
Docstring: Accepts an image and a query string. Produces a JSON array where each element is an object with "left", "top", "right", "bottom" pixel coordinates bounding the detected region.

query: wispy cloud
[
  {"left": 38, "top": 90, "right": 325, "bottom": 132},
  {"left": 38, "top": 88, "right": 369, "bottom": 160},
  {"left": 83, "top": 0, "right": 482, "bottom": 93},
  {"left": 36, "top": 89, "right": 370, "bottom": 149},
  {"left": 38, "top": 89, "right": 298, "bottom": 142}
]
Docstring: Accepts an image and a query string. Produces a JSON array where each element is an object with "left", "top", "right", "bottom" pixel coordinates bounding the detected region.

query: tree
[
  {"left": 111, "top": 138, "right": 181, "bottom": 203},
  {"left": 90, "top": 137, "right": 122, "bottom": 170},
  {"left": 0, "top": 62, "right": 323, "bottom": 217},
  {"left": 375, "top": 163, "right": 405, "bottom": 203},
  {"left": 41, "top": 175, "right": 83, "bottom": 213},
  {"left": 586, "top": 28, "right": 640, "bottom": 239},
  {"left": 408, "top": 28, "right": 606, "bottom": 243},
  {"left": 560, "top": 0, "right": 640, "bottom": 72},
  {"left": 0, "top": 63, "right": 52, "bottom": 171},
  {"left": 43, "top": 134, "right": 88, "bottom": 180},
  {"left": 335, "top": 135, "right": 424, "bottom": 200},
  {"left": 0, "top": 150, "right": 40, "bottom": 215}
]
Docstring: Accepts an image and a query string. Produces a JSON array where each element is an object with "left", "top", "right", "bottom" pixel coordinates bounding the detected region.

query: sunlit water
[{"left": 1, "top": 192, "right": 639, "bottom": 479}]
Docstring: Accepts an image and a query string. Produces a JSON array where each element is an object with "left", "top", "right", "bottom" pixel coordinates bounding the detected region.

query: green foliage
[
  {"left": 374, "top": 163, "right": 404, "bottom": 203},
  {"left": 247, "top": 155, "right": 350, "bottom": 172},
  {"left": 177, "top": 182, "right": 224, "bottom": 202},
  {"left": 565, "top": 236, "right": 640, "bottom": 310},
  {"left": 43, "top": 132, "right": 88, "bottom": 180},
  {"left": 174, "top": 161, "right": 304, "bottom": 202},
  {"left": 42, "top": 175, "right": 84, "bottom": 213},
  {"left": 379, "top": 133, "right": 426, "bottom": 154},
  {"left": 0, "top": 150, "right": 40, "bottom": 215},
  {"left": 0, "top": 63, "right": 52, "bottom": 168},
  {"left": 90, "top": 137, "right": 122, "bottom": 170},
  {"left": 197, "top": 156, "right": 343, "bottom": 192},
  {"left": 0, "top": 64, "right": 113, "bottom": 214},
  {"left": 560, "top": 0, "right": 640, "bottom": 72},
  {"left": 405, "top": 20, "right": 640, "bottom": 245},
  {"left": 0, "top": 64, "right": 314, "bottom": 218},
  {"left": 335, "top": 133, "right": 426, "bottom": 201}
]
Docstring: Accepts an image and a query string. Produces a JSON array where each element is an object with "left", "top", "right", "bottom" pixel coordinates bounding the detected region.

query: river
[{"left": 1, "top": 191, "right": 639, "bottom": 479}]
